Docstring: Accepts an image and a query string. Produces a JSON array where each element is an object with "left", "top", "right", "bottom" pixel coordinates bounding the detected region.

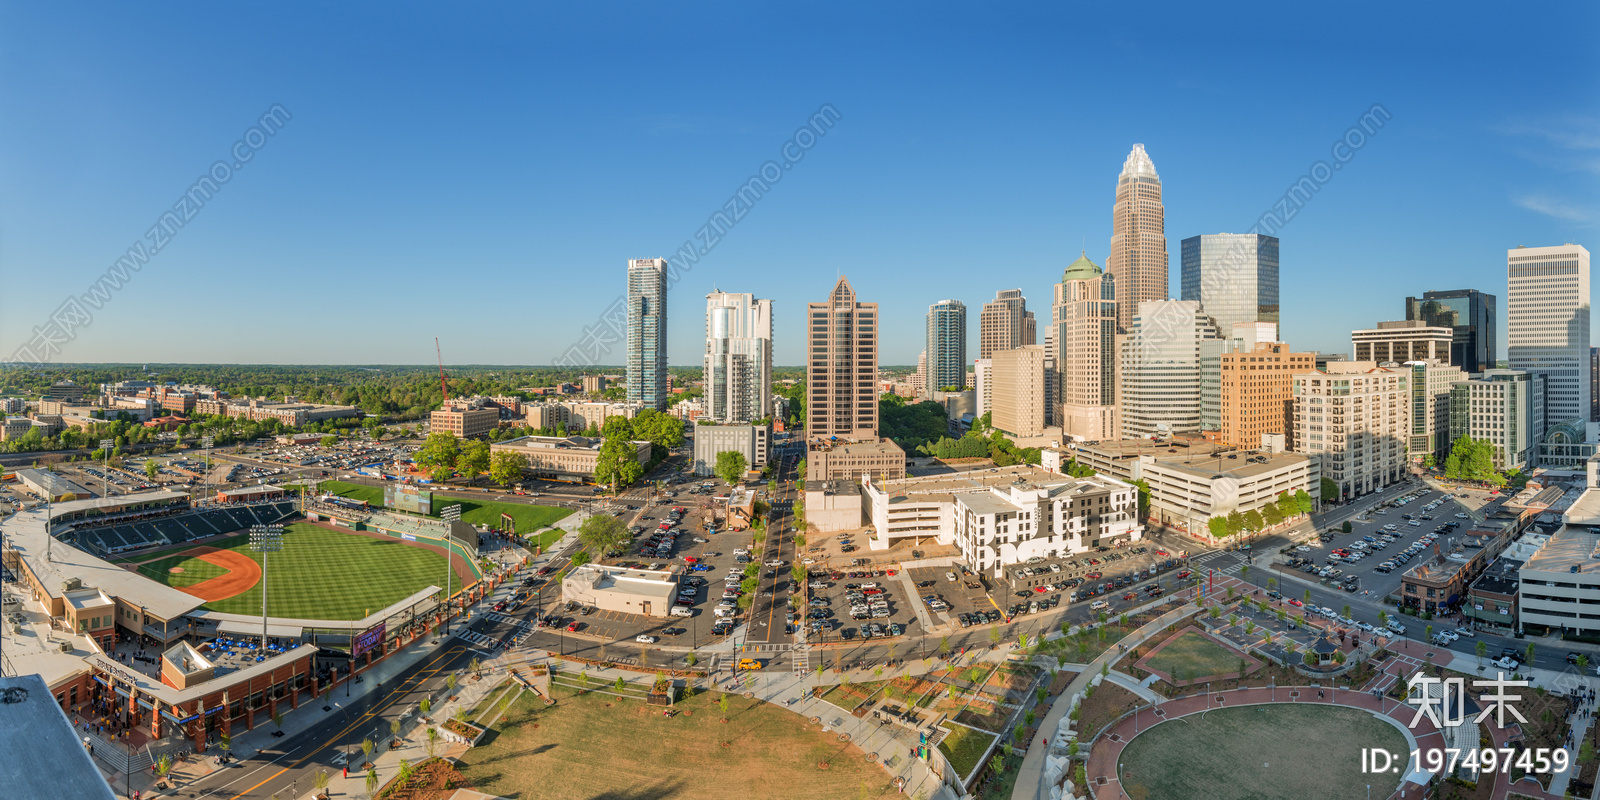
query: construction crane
[{"left": 435, "top": 337, "right": 450, "bottom": 406}]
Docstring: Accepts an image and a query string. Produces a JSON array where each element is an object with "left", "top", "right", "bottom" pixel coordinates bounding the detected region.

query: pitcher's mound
[{"left": 169, "top": 567, "right": 185, "bottom": 574}]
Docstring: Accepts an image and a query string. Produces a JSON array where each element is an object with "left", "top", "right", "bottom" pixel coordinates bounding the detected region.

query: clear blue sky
[{"left": 2, "top": 2, "right": 1596, "bottom": 367}]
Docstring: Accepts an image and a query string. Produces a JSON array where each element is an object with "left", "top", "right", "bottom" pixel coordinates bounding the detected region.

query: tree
[
  {"left": 1242, "top": 509, "right": 1264, "bottom": 534},
  {"left": 155, "top": 754, "right": 173, "bottom": 787},
  {"left": 1315, "top": 478, "right": 1339, "bottom": 507},
  {"left": 489, "top": 450, "right": 524, "bottom": 488},
  {"left": 1207, "top": 516, "right": 1231, "bottom": 539},
  {"left": 574, "top": 511, "right": 629, "bottom": 565},
  {"left": 390, "top": 717, "right": 402, "bottom": 741},
  {"left": 1262, "top": 502, "right": 1284, "bottom": 527},
  {"left": 320, "top": 435, "right": 338, "bottom": 448},
  {"left": 714, "top": 450, "right": 748, "bottom": 486},
  {"left": 145, "top": 460, "right": 159, "bottom": 481},
  {"left": 1131, "top": 479, "right": 1151, "bottom": 519},
  {"left": 314, "top": 769, "right": 331, "bottom": 794},
  {"left": 1225, "top": 511, "right": 1245, "bottom": 537},
  {"left": 396, "top": 758, "right": 414, "bottom": 788},
  {"left": 420, "top": 697, "right": 432, "bottom": 719},
  {"left": 594, "top": 435, "right": 644, "bottom": 490},
  {"left": 416, "top": 432, "right": 462, "bottom": 473},
  {"left": 1292, "top": 489, "right": 1314, "bottom": 515},
  {"left": 365, "top": 767, "right": 379, "bottom": 799},
  {"left": 1476, "top": 640, "right": 1488, "bottom": 668},
  {"left": 1341, "top": 520, "right": 1352, "bottom": 534},
  {"left": 460, "top": 439, "right": 491, "bottom": 485},
  {"left": 361, "top": 737, "right": 375, "bottom": 766}
]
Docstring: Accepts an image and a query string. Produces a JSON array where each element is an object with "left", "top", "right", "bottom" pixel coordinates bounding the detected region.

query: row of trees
[
  {"left": 1443, "top": 435, "right": 1506, "bottom": 486},
  {"left": 915, "top": 413, "right": 1048, "bottom": 467},
  {"left": 593, "top": 410, "right": 684, "bottom": 490},
  {"left": 1205, "top": 489, "right": 1315, "bottom": 539}
]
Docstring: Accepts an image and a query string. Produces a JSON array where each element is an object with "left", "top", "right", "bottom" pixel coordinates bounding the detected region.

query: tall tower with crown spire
[
  {"left": 1108, "top": 144, "right": 1168, "bottom": 332},
  {"left": 806, "top": 276, "right": 879, "bottom": 438}
]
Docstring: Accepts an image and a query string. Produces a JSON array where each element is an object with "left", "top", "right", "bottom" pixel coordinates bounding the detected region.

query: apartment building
[
  {"left": 806, "top": 276, "right": 878, "bottom": 439},
  {"left": 1292, "top": 362, "right": 1410, "bottom": 500},
  {"left": 990, "top": 345, "right": 1048, "bottom": 439},
  {"left": 980, "top": 290, "right": 1033, "bottom": 359},
  {"left": 1207, "top": 329, "right": 1315, "bottom": 450},
  {"left": 627, "top": 258, "right": 669, "bottom": 412},
  {"left": 1052, "top": 252, "right": 1118, "bottom": 442},
  {"left": 429, "top": 405, "right": 500, "bottom": 439},
  {"left": 858, "top": 466, "right": 1140, "bottom": 576},
  {"left": 581, "top": 375, "right": 607, "bottom": 394},
  {"left": 926, "top": 300, "right": 967, "bottom": 391},
  {"left": 703, "top": 291, "right": 773, "bottom": 424}
]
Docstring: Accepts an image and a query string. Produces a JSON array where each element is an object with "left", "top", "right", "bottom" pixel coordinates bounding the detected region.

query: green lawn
[
  {"left": 456, "top": 684, "right": 902, "bottom": 800},
  {"left": 1143, "top": 629, "right": 1247, "bottom": 681},
  {"left": 144, "top": 522, "right": 463, "bottom": 620},
  {"left": 1117, "top": 704, "right": 1404, "bottom": 800},
  {"left": 318, "top": 480, "right": 573, "bottom": 534},
  {"left": 938, "top": 723, "right": 999, "bottom": 780}
]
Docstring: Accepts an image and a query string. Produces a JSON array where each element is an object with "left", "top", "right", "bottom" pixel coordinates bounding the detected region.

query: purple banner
[{"left": 353, "top": 622, "right": 386, "bottom": 658}]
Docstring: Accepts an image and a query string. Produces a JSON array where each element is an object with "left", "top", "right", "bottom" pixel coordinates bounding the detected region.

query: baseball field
[{"left": 117, "top": 522, "right": 468, "bottom": 621}]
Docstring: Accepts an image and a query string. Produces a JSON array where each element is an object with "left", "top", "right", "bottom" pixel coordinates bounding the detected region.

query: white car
[
  {"left": 1439, "top": 630, "right": 1460, "bottom": 642},
  {"left": 765, "top": 558, "right": 786, "bottom": 567},
  {"left": 946, "top": 572, "right": 958, "bottom": 582},
  {"left": 1492, "top": 657, "right": 1518, "bottom": 670},
  {"left": 635, "top": 635, "right": 658, "bottom": 644},
  {"left": 1454, "top": 627, "right": 1475, "bottom": 638},
  {"left": 1455, "top": 513, "right": 1469, "bottom": 519}
]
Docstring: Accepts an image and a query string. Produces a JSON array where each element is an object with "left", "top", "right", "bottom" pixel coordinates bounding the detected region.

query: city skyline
[{"left": 1, "top": 4, "right": 1594, "bottom": 367}]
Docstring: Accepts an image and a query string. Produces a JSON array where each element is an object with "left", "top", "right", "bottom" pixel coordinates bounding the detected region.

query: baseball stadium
[{"left": 0, "top": 488, "right": 511, "bottom": 769}]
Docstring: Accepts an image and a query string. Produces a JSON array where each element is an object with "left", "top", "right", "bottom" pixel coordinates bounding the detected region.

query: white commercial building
[
  {"left": 1518, "top": 453, "right": 1600, "bottom": 636},
  {"left": 857, "top": 466, "right": 1140, "bottom": 577},
  {"left": 561, "top": 564, "right": 679, "bottom": 618},
  {"left": 703, "top": 291, "right": 773, "bottom": 424},
  {"left": 1293, "top": 361, "right": 1410, "bottom": 501},
  {"left": 691, "top": 421, "right": 770, "bottom": 477},
  {"left": 1120, "top": 300, "right": 1222, "bottom": 439},
  {"left": 1448, "top": 370, "right": 1539, "bottom": 472},
  {"left": 1508, "top": 244, "right": 1591, "bottom": 430}
]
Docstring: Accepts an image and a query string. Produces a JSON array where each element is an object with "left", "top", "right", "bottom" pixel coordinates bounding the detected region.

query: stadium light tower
[
  {"left": 249, "top": 524, "right": 285, "bottom": 653},
  {"left": 99, "top": 439, "right": 113, "bottom": 500},
  {"left": 202, "top": 435, "right": 215, "bottom": 506},
  {"left": 441, "top": 504, "right": 461, "bottom": 634}
]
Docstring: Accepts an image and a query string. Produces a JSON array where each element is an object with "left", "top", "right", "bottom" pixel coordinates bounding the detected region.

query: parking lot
[
  {"left": 1273, "top": 486, "right": 1487, "bottom": 604},
  {"left": 800, "top": 563, "right": 922, "bottom": 645}
]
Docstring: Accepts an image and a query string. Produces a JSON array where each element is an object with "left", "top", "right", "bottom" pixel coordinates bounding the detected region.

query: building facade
[
  {"left": 489, "top": 435, "right": 650, "bottom": 482},
  {"left": 1407, "top": 360, "right": 1467, "bottom": 464},
  {"left": 806, "top": 276, "right": 878, "bottom": 439},
  {"left": 1213, "top": 337, "right": 1315, "bottom": 450},
  {"left": 1139, "top": 451, "right": 1319, "bottom": 538},
  {"left": 691, "top": 421, "right": 770, "bottom": 477},
  {"left": 1351, "top": 320, "right": 1453, "bottom": 364},
  {"left": 806, "top": 439, "right": 905, "bottom": 482},
  {"left": 1449, "top": 369, "right": 1538, "bottom": 472},
  {"left": 990, "top": 345, "right": 1047, "bottom": 439},
  {"left": 1292, "top": 362, "right": 1410, "bottom": 500},
  {"left": 1179, "top": 233, "right": 1280, "bottom": 335},
  {"left": 1108, "top": 144, "right": 1168, "bottom": 333},
  {"left": 925, "top": 299, "right": 967, "bottom": 392},
  {"left": 703, "top": 291, "right": 773, "bottom": 424},
  {"left": 429, "top": 405, "right": 500, "bottom": 439},
  {"left": 626, "top": 258, "right": 669, "bottom": 412},
  {"left": 1053, "top": 252, "right": 1118, "bottom": 442},
  {"left": 1508, "top": 244, "right": 1591, "bottom": 431},
  {"left": 1405, "top": 289, "right": 1497, "bottom": 374},
  {"left": 979, "top": 290, "right": 1032, "bottom": 359},
  {"left": 1119, "top": 300, "right": 1220, "bottom": 439}
]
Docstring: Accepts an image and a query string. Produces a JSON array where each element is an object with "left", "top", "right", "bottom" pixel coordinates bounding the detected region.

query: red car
[
  {"left": 1122, "top": 592, "right": 1136, "bottom": 601},
  {"left": 493, "top": 601, "right": 507, "bottom": 612},
  {"left": 1287, "top": 599, "right": 1304, "bottom": 607},
  {"left": 566, "top": 622, "right": 580, "bottom": 632},
  {"left": 1085, "top": 572, "right": 1102, "bottom": 580},
  {"left": 1155, "top": 549, "right": 1168, "bottom": 557},
  {"left": 1033, "top": 586, "right": 1048, "bottom": 593},
  {"left": 1176, "top": 570, "right": 1191, "bottom": 579}
]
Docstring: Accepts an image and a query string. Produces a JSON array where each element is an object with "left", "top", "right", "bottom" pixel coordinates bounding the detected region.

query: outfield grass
[
  {"left": 136, "top": 522, "right": 458, "bottom": 620},
  {"left": 316, "top": 480, "right": 573, "bottom": 534},
  {"left": 1143, "top": 629, "right": 1245, "bottom": 680},
  {"left": 1119, "top": 704, "right": 1404, "bottom": 800},
  {"left": 431, "top": 496, "right": 571, "bottom": 533},
  {"left": 128, "top": 552, "right": 226, "bottom": 588},
  {"left": 457, "top": 684, "right": 902, "bottom": 800}
]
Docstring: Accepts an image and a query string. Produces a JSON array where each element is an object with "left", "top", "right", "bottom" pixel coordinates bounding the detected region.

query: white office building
[
  {"left": 1508, "top": 244, "right": 1591, "bottom": 429},
  {"left": 1120, "top": 300, "right": 1222, "bottom": 439}
]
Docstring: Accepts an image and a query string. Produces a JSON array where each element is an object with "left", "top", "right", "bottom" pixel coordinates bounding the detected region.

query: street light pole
[
  {"left": 442, "top": 504, "right": 462, "bottom": 635},
  {"left": 99, "top": 439, "right": 113, "bottom": 501}
]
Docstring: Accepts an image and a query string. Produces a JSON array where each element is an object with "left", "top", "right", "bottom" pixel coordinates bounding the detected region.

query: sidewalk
[{"left": 1011, "top": 602, "right": 1199, "bottom": 800}]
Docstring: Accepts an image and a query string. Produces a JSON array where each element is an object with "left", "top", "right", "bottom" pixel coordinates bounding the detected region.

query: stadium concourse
[{"left": 0, "top": 489, "right": 509, "bottom": 776}]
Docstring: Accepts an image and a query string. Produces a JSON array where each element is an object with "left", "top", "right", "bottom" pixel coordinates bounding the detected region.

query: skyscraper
[
  {"left": 1507, "top": 244, "right": 1591, "bottom": 430},
  {"left": 1404, "top": 289, "right": 1497, "bottom": 374},
  {"left": 806, "top": 276, "right": 878, "bottom": 439},
  {"left": 1053, "top": 252, "right": 1118, "bottom": 441},
  {"left": 626, "top": 258, "right": 667, "bottom": 411},
  {"left": 990, "top": 345, "right": 1047, "bottom": 439},
  {"left": 1180, "top": 233, "right": 1279, "bottom": 334},
  {"left": 925, "top": 299, "right": 967, "bottom": 392},
  {"left": 703, "top": 290, "right": 773, "bottom": 424},
  {"left": 980, "top": 290, "right": 1031, "bottom": 358},
  {"left": 1109, "top": 144, "right": 1168, "bottom": 332},
  {"left": 1119, "top": 300, "right": 1221, "bottom": 439}
]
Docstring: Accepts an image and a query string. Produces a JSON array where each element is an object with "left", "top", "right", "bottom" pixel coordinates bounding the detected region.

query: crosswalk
[
  {"left": 455, "top": 629, "right": 497, "bottom": 648},
  {"left": 792, "top": 645, "right": 811, "bottom": 677}
]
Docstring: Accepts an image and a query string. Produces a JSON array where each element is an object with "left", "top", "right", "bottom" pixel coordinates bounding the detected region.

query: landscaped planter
[{"left": 440, "top": 718, "right": 489, "bottom": 747}]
